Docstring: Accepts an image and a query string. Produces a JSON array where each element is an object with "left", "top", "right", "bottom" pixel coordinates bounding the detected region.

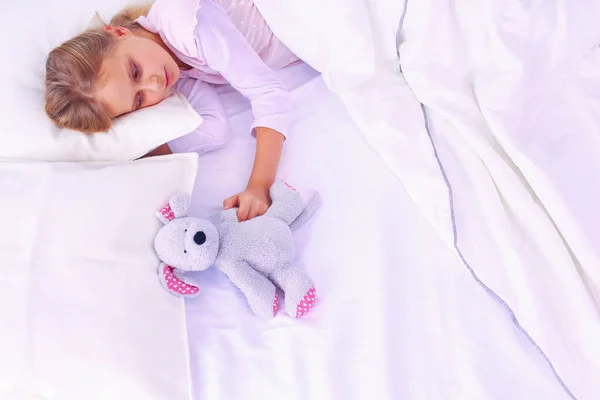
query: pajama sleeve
[
  {"left": 168, "top": 78, "right": 230, "bottom": 154},
  {"left": 194, "top": 0, "right": 291, "bottom": 138}
]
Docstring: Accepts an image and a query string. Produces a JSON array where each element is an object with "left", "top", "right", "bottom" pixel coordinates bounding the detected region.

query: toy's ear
[
  {"left": 156, "top": 193, "right": 191, "bottom": 224},
  {"left": 158, "top": 263, "right": 200, "bottom": 298}
]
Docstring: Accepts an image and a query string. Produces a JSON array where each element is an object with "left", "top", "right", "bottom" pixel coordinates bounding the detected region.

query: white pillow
[
  {"left": 0, "top": 154, "right": 198, "bottom": 400},
  {"left": 0, "top": 0, "right": 201, "bottom": 162}
]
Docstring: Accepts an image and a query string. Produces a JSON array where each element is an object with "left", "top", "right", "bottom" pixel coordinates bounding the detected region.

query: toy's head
[{"left": 154, "top": 193, "right": 219, "bottom": 298}]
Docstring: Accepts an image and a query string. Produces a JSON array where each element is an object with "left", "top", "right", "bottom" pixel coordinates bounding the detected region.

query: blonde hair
[{"left": 44, "top": 4, "right": 152, "bottom": 133}]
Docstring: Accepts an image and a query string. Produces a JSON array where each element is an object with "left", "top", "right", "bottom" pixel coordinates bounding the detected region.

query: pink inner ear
[
  {"left": 163, "top": 266, "right": 199, "bottom": 295},
  {"left": 159, "top": 204, "right": 176, "bottom": 222}
]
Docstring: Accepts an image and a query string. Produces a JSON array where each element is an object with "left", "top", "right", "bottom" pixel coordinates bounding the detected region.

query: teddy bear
[{"left": 153, "top": 180, "right": 320, "bottom": 318}]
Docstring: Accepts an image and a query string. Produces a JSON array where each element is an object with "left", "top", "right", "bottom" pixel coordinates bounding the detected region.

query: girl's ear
[{"left": 103, "top": 26, "right": 130, "bottom": 37}]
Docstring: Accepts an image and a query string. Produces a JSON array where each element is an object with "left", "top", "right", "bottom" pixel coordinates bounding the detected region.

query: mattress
[{"left": 181, "top": 63, "right": 570, "bottom": 399}]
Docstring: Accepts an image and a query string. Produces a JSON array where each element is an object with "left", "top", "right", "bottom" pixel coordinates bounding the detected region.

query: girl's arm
[
  {"left": 224, "top": 127, "right": 284, "bottom": 221},
  {"left": 166, "top": 79, "right": 230, "bottom": 155},
  {"left": 144, "top": 80, "right": 229, "bottom": 158},
  {"left": 196, "top": 1, "right": 291, "bottom": 221}
]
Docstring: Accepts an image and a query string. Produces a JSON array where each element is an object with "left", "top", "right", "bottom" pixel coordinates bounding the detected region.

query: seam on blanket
[{"left": 419, "top": 104, "right": 577, "bottom": 400}]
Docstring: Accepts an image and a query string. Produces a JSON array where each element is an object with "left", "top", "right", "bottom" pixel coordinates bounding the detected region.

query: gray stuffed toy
[{"left": 154, "top": 180, "right": 320, "bottom": 318}]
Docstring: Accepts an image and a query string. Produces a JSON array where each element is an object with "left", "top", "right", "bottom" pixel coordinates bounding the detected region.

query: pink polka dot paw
[
  {"left": 163, "top": 265, "right": 199, "bottom": 296},
  {"left": 273, "top": 293, "right": 280, "bottom": 316},
  {"left": 296, "top": 287, "right": 316, "bottom": 318}
]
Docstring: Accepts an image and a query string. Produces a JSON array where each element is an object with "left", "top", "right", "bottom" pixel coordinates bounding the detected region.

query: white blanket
[
  {"left": 398, "top": 0, "right": 600, "bottom": 398},
  {"left": 183, "top": 70, "right": 570, "bottom": 399}
]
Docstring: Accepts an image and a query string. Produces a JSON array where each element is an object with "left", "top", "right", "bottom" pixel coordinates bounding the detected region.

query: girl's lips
[{"left": 165, "top": 68, "right": 171, "bottom": 89}]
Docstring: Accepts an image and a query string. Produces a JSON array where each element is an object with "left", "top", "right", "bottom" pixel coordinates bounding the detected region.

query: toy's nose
[{"left": 193, "top": 231, "right": 206, "bottom": 245}]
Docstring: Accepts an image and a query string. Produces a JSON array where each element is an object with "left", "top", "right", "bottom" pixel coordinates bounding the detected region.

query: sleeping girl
[{"left": 44, "top": 0, "right": 300, "bottom": 221}]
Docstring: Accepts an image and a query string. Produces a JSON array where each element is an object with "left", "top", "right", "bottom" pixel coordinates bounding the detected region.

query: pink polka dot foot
[
  {"left": 273, "top": 293, "right": 280, "bottom": 316},
  {"left": 296, "top": 287, "right": 316, "bottom": 318}
]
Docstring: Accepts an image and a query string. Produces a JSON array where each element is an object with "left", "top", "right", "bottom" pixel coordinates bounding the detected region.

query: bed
[{"left": 2, "top": 0, "right": 600, "bottom": 399}]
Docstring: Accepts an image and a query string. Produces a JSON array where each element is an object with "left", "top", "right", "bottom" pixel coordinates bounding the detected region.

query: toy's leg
[
  {"left": 270, "top": 266, "right": 316, "bottom": 318},
  {"left": 217, "top": 259, "right": 279, "bottom": 317}
]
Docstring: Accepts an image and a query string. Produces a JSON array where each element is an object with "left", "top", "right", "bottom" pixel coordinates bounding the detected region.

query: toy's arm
[
  {"left": 216, "top": 258, "right": 278, "bottom": 318},
  {"left": 264, "top": 181, "right": 305, "bottom": 225},
  {"left": 289, "top": 191, "right": 321, "bottom": 231}
]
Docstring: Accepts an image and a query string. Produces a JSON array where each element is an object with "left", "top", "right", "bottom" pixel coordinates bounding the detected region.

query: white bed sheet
[{"left": 182, "top": 68, "right": 569, "bottom": 399}]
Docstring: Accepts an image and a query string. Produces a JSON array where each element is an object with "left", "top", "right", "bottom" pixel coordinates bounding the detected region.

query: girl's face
[{"left": 96, "top": 27, "right": 181, "bottom": 118}]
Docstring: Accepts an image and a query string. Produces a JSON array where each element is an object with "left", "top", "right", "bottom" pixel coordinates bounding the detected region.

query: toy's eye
[
  {"left": 185, "top": 229, "right": 187, "bottom": 232},
  {"left": 184, "top": 250, "right": 187, "bottom": 254}
]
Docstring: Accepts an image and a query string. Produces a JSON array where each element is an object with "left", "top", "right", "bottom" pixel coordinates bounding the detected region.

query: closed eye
[
  {"left": 130, "top": 61, "right": 143, "bottom": 111},
  {"left": 135, "top": 92, "right": 143, "bottom": 110}
]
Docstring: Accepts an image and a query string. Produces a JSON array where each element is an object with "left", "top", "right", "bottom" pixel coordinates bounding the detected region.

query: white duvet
[{"left": 397, "top": 0, "right": 600, "bottom": 398}]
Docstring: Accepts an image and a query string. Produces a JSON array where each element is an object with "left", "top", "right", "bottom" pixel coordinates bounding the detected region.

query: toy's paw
[
  {"left": 296, "top": 287, "right": 316, "bottom": 318},
  {"left": 273, "top": 293, "right": 280, "bottom": 316}
]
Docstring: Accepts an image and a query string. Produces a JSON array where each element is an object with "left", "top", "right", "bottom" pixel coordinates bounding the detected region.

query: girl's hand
[
  {"left": 224, "top": 126, "right": 283, "bottom": 222},
  {"left": 223, "top": 183, "right": 272, "bottom": 222}
]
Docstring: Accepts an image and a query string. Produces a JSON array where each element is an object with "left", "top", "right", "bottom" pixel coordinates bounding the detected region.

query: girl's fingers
[
  {"left": 237, "top": 201, "right": 251, "bottom": 222},
  {"left": 223, "top": 194, "right": 239, "bottom": 209},
  {"left": 225, "top": 194, "right": 269, "bottom": 221},
  {"left": 247, "top": 204, "right": 259, "bottom": 221},
  {"left": 248, "top": 202, "right": 269, "bottom": 220},
  {"left": 257, "top": 203, "right": 269, "bottom": 216}
]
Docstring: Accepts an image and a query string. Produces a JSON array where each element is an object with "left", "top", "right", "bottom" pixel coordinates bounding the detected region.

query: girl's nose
[{"left": 142, "top": 74, "right": 164, "bottom": 91}]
